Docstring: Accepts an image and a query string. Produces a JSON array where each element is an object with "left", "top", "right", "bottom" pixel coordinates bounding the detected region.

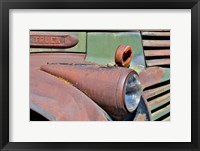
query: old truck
[{"left": 30, "top": 30, "right": 170, "bottom": 121}]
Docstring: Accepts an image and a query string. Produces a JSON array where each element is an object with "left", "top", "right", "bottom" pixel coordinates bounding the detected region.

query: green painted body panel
[
  {"left": 30, "top": 32, "right": 86, "bottom": 53},
  {"left": 129, "top": 65, "right": 145, "bottom": 74},
  {"left": 161, "top": 68, "right": 170, "bottom": 82},
  {"left": 85, "top": 32, "right": 146, "bottom": 72}
]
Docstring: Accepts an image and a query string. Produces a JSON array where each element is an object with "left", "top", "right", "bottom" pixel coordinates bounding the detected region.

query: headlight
[{"left": 125, "top": 74, "right": 142, "bottom": 112}]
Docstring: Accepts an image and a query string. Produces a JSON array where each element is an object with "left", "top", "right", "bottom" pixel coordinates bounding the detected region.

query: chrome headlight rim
[{"left": 124, "top": 72, "right": 142, "bottom": 113}]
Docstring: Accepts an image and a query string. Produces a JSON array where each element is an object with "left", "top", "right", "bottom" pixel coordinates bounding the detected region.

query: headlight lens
[{"left": 125, "top": 74, "right": 142, "bottom": 113}]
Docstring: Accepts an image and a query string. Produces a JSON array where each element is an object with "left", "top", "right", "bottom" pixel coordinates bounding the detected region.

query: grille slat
[
  {"left": 142, "top": 32, "right": 170, "bottom": 37},
  {"left": 162, "top": 116, "right": 170, "bottom": 121},
  {"left": 148, "top": 93, "right": 170, "bottom": 110},
  {"left": 146, "top": 58, "right": 170, "bottom": 66},
  {"left": 143, "top": 40, "right": 170, "bottom": 47},
  {"left": 144, "top": 50, "right": 170, "bottom": 57},
  {"left": 151, "top": 104, "right": 170, "bottom": 121},
  {"left": 143, "top": 84, "right": 170, "bottom": 99}
]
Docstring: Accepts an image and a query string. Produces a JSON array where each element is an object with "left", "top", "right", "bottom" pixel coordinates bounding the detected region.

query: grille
[
  {"left": 141, "top": 30, "right": 170, "bottom": 121},
  {"left": 142, "top": 30, "right": 170, "bottom": 68}
]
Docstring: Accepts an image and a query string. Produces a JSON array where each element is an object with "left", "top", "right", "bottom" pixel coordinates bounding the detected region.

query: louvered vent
[
  {"left": 141, "top": 30, "right": 170, "bottom": 121},
  {"left": 142, "top": 31, "right": 170, "bottom": 67}
]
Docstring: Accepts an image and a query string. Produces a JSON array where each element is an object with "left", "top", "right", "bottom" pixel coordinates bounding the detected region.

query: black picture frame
[{"left": 0, "top": 0, "right": 199, "bottom": 151}]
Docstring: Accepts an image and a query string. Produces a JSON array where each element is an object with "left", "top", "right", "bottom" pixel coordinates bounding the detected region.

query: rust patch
[
  {"left": 115, "top": 44, "right": 132, "bottom": 67},
  {"left": 139, "top": 67, "right": 164, "bottom": 89},
  {"left": 30, "top": 53, "right": 111, "bottom": 121},
  {"left": 30, "top": 69, "right": 111, "bottom": 121},
  {"left": 135, "top": 113, "right": 147, "bottom": 121}
]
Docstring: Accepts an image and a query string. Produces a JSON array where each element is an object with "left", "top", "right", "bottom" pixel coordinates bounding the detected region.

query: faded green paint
[
  {"left": 129, "top": 65, "right": 145, "bottom": 74},
  {"left": 161, "top": 68, "right": 170, "bottom": 82},
  {"left": 85, "top": 32, "right": 146, "bottom": 71},
  {"left": 30, "top": 32, "right": 86, "bottom": 53}
]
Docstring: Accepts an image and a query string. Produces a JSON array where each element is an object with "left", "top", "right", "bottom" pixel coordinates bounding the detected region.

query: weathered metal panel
[
  {"left": 85, "top": 32, "right": 146, "bottom": 70},
  {"left": 30, "top": 53, "right": 86, "bottom": 70},
  {"left": 30, "top": 53, "right": 112, "bottom": 121},
  {"left": 144, "top": 50, "right": 170, "bottom": 56},
  {"left": 30, "top": 66, "right": 111, "bottom": 121},
  {"left": 141, "top": 32, "right": 170, "bottom": 36},
  {"left": 143, "top": 40, "right": 170, "bottom": 47},
  {"left": 139, "top": 67, "right": 170, "bottom": 89},
  {"left": 30, "top": 32, "right": 86, "bottom": 53},
  {"left": 146, "top": 59, "right": 170, "bottom": 66}
]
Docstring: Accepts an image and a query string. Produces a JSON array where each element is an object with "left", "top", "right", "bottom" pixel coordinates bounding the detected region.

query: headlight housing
[{"left": 41, "top": 64, "right": 142, "bottom": 120}]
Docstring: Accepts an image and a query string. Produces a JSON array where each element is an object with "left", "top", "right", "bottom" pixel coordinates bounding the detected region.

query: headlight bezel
[{"left": 123, "top": 72, "right": 142, "bottom": 113}]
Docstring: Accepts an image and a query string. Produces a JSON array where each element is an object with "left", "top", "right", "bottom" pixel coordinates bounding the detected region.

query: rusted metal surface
[
  {"left": 30, "top": 55, "right": 111, "bottom": 121},
  {"left": 133, "top": 98, "right": 151, "bottom": 121},
  {"left": 148, "top": 93, "right": 170, "bottom": 110},
  {"left": 142, "top": 40, "right": 170, "bottom": 47},
  {"left": 143, "top": 84, "right": 170, "bottom": 99},
  {"left": 144, "top": 50, "right": 170, "bottom": 57},
  {"left": 30, "top": 71, "right": 111, "bottom": 121},
  {"left": 31, "top": 53, "right": 86, "bottom": 69},
  {"left": 139, "top": 67, "right": 170, "bottom": 89},
  {"left": 146, "top": 59, "right": 170, "bottom": 66},
  {"left": 151, "top": 104, "right": 170, "bottom": 121},
  {"left": 115, "top": 44, "right": 132, "bottom": 67},
  {"left": 40, "top": 63, "right": 139, "bottom": 120},
  {"left": 141, "top": 32, "right": 170, "bottom": 37},
  {"left": 30, "top": 32, "right": 79, "bottom": 48}
]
